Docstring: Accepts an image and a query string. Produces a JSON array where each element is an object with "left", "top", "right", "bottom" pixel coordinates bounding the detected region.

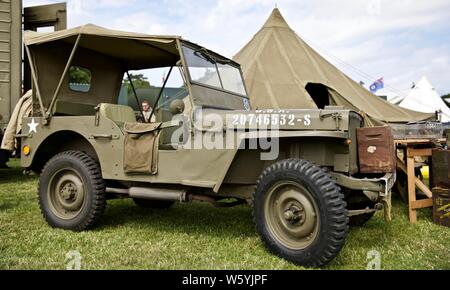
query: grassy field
[{"left": 1, "top": 159, "right": 449, "bottom": 270}]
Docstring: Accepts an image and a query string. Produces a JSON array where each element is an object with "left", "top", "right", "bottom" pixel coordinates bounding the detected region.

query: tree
[
  {"left": 69, "top": 66, "right": 91, "bottom": 84},
  {"left": 123, "top": 73, "right": 151, "bottom": 94}
]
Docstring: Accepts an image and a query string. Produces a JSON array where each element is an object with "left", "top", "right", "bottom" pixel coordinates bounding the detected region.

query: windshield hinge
[{"left": 320, "top": 111, "right": 343, "bottom": 130}]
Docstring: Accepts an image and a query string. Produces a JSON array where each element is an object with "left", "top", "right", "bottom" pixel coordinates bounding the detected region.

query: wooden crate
[
  {"left": 432, "top": 149, "right": 450, "bottom": 188},
  {"left": 357, "top": 126, "right": 396, "bottom": 173},
  {"left": 433, "top": 187, "right": 450, "bottom": 228}
]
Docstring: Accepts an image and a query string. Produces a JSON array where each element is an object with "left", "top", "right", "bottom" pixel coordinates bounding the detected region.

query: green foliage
[
  {"left": 69, "top": 66, "right": 91, "bottom": 84},
  {"left": 1, "top": 160, "right": 449, "bottom": 270},
  {"left": 123, "top": 73, "right": 152, "bottom": 95}
]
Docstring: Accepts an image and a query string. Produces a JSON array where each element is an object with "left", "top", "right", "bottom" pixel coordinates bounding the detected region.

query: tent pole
[
  {"left": 25, "top": 45, "right": 47, "bottom": 124},
  {"left": 48, "top": 34, "right": 82, "bottom": 119}
]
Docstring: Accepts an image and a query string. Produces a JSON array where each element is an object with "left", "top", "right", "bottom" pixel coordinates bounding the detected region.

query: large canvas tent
[
  {"left": 399, "top": 76, "right": 450, "bottom": 122},
  {"left": 234, "top": 9, "right": 433, "bottom": 126}
]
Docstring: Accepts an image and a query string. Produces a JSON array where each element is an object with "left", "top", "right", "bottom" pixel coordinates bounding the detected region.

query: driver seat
[{"left": 98, "top": 103, "right": 137, "bottom": 125}]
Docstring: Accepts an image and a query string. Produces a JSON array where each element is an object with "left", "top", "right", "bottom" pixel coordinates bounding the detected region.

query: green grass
[{"left": 1, "top": 159, "right": 449, "bottom": 270}]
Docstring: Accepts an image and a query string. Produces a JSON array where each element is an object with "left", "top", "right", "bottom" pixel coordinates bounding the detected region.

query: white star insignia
[{"left": 28, "top": 118, "right": 39, "bottom": 134}]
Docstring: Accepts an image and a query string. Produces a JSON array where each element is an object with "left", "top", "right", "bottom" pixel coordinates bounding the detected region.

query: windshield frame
[{"left": 180, "top": 41, "right": 249, "bottom": 99}]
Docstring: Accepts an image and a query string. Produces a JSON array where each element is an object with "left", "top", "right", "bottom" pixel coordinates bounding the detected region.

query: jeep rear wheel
[
  {"left": 38, "top": 151, "right": 106, "bottom": 231},
  {"left": 253, "top": 159, "right": 348, "bottom": 268}
]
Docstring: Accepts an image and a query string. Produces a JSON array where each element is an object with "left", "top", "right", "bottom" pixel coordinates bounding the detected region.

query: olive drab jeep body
[{"left": 20, "top": 25, "right": 396, "bottom": 267}]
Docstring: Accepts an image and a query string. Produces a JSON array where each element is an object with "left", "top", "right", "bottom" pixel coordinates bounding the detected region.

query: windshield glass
[
  {"left": 118, "top": 67, "right": 188, "bottom": 112},
  {"left": 182, "top": 45, "right": 247, "bottom": 96}
]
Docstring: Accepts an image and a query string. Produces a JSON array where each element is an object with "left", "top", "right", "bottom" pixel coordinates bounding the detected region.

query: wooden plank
[
  {"left": 397, "top": 157, "right": 433, "bottom": 198},
  {"left": 397, "top": 157, "right": 407, "bottom": 173},
  {"left": 415, "top": 179, "right": 433, "bottom": 198},
  {"left": 407, "top": 148, "right": 433, "bottom": 157},
  {"left": 411, "top": 199, "right": 433, "bottom": 210},
  {"left": 395, "top": 139, "right": 446, "bottom": 145},
  {"left": 407, "top": 155, "right": 417, "bottom": 224},
  {"left": 432, "top": 150, "right": 450, "bottom": 188}
]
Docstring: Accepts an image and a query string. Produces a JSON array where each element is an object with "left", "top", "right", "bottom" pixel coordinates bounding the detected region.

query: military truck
[
  {"left": 0, "top": 1, "right": 66, "bottom": 166},
  {"left": 20, "top": 25, "right": 395, "bottom": 267}
]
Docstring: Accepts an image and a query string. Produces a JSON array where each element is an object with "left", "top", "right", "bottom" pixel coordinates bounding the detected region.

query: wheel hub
[
  {"left": 61, "top": 183, "right": 77, "bottom": 201},
  {"left": 48, "top": 169, "right": 86, "bottom": 220},
  {"left": 283, "top": 204, "right": 305, "bottom": 225},
  {"left": 265, "top": 182, "right": 320, "bottom": 250}
]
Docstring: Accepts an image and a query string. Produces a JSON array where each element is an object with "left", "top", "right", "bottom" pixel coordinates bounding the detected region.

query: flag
[{"left": 370, "top": 78, "right": 384, "bottom": 93}]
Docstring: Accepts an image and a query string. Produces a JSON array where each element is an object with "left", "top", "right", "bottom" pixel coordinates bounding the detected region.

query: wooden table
[{"left": 395, "top": 139, "right": 446, "bottom": 223}]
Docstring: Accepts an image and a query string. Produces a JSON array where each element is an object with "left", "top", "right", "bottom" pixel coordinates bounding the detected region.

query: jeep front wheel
[
  {"left": 38, "top": 151, "right": 106, "bottom": 231},
  {"left": 253, "top": 159, "right": 348, "bottom": 268}
]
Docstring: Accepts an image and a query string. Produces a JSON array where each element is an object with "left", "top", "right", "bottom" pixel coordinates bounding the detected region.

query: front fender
[
  {"left": 213, "top": 130, "right": 350, "bottom": 193},
  {"left": 20, "top": 116, "right": 123, "bottom": 178}
]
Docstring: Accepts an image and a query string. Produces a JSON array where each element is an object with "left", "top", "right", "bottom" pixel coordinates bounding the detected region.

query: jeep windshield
[{"left": 182, "top": 45, "right": 247, "bottom": 97}]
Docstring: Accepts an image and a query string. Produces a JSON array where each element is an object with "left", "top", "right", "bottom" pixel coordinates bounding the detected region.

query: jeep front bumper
[{"left": 331, "top": 172, "right": 396, "bottom": 221}]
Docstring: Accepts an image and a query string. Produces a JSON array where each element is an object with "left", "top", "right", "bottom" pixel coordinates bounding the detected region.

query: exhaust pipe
[
  {"left": 106, "top": 187, "right": 187, "bottom": 202},
  {"left": 106, "top": 187, "right": 246, "bottom": 208}
]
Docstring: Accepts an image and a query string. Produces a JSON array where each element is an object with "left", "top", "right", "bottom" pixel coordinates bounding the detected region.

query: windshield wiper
[
  {"left": 194, "top": 48, "right": 231, "bottom": 65},
  {"left": 194, "top": 49, "right": 215, "bottom": 63}
]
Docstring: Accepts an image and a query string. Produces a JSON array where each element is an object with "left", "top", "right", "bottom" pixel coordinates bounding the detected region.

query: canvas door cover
[
  {"left": 124, "top": 122, "right": 162, "bottom": 175},
  {"left": 234, "top": 9, "right": 434, "bottom": 126},
  {"left": 1, "top": 90, "right": 33, "bottom": 151}
]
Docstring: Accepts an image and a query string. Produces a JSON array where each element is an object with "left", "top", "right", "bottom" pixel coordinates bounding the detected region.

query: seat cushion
[{"left": 99, "top": 103, "right": 136, "bottom": 123}]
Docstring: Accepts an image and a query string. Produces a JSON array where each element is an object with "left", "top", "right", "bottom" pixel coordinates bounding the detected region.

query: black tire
[
  {"left": 0, "top": 132, "right": 10, "bottom": 168},
  {"left": 133, "top": 198, "right": 175, "bottom": 209},
  {"left": 253, "top": 159, "right": 348, "bottom": 268},
  {"left": 38, "top": 151, "right": 106, "bottom": 231},
  {"left": 0, "top": 149, "right": 10, "bottom": 168}
]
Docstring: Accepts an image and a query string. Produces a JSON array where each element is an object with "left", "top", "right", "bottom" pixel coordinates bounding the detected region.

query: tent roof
[
  {"left": 234, "top": 9, "right": 434, "bottom": 125},
  {"left": 399, "top": 76, "right": 450, "bottom": 122}
]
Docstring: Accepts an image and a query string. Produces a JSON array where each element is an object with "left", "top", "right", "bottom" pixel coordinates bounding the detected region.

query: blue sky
[{"left": 24, "top": 0, "right": 450, "bottom": 98}]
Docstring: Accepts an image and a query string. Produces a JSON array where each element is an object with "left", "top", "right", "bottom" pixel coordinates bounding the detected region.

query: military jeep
[{"left": 20, "top": 25, "right": 395, "bottom": 267}]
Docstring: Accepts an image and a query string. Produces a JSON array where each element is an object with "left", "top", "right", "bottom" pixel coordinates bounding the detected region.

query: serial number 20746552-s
[{"left": 231, "top": 113, "right": 312, "bottom": 127}]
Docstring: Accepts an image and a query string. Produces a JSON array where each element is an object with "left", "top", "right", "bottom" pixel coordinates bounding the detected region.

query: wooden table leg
[{"left": 407, "top": 153, "right": 417, "bottom": 223}]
